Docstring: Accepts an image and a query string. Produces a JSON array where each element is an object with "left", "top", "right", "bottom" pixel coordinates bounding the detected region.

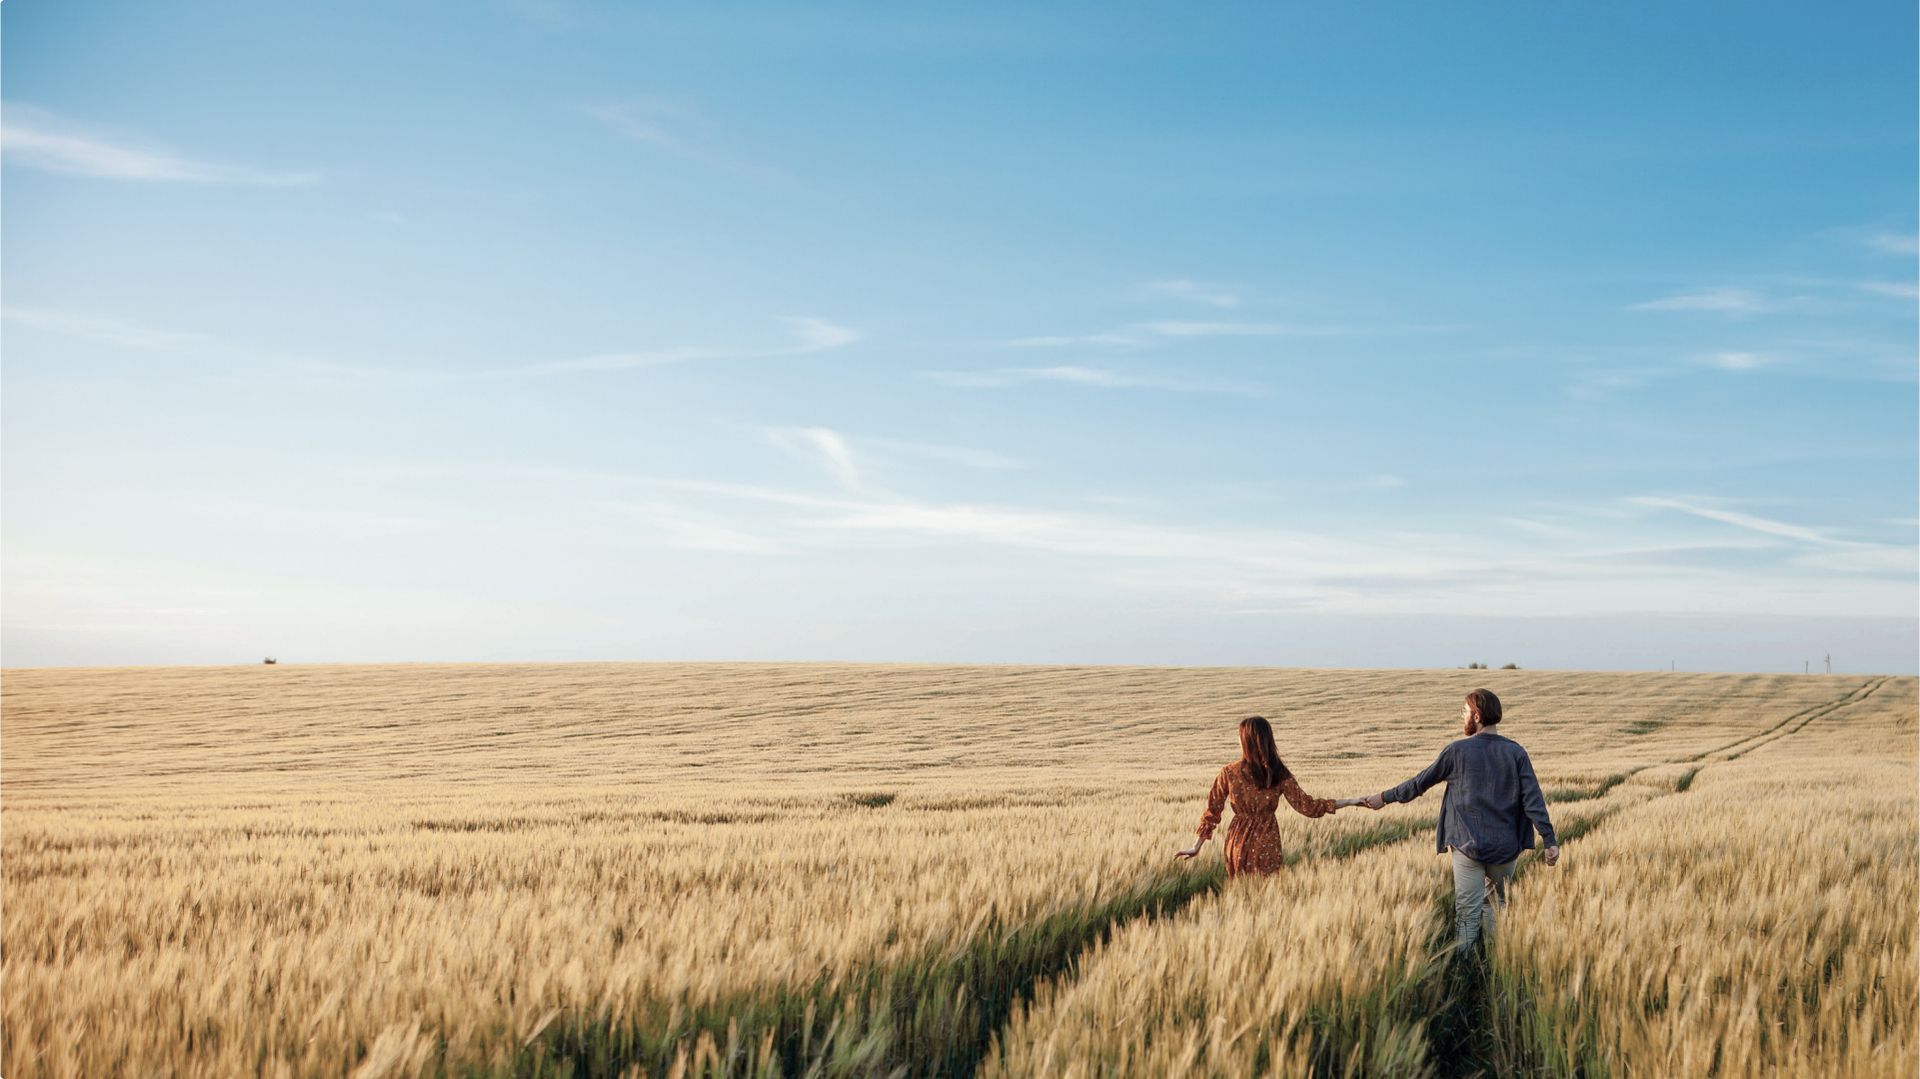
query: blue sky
[{"left": 4, "top": 1, "right": 1915, "bottom": 672}]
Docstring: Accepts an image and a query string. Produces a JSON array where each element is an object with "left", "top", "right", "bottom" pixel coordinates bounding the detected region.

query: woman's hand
[{"left": 1173, "top": 843, "right": 1203, "bottom": 860}]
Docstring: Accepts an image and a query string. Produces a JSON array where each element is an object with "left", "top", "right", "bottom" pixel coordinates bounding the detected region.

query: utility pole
[
  {"left": 1825, "top": 653, "right": 1832, "bottom": 675},
  {"left": 1805, "top": 660, "right": 1810, "bottom": 675}
]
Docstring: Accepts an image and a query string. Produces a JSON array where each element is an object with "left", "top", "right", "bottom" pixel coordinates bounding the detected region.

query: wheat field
[{"left": 2, "top": 664, "right": 1913, "bottom": 1078}]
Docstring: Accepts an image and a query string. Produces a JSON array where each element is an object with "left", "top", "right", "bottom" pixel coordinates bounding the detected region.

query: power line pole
[{"left": 1825, "top": 653, "right": 1832, "bottom": 675}]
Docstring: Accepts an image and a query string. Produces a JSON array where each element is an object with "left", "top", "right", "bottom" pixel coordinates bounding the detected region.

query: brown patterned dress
[{"left": 1197, "top": 761, "right": 1337, "bottom": 877}]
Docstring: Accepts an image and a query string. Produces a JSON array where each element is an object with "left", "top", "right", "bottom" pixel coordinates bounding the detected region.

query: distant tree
[
  {"left": 1466, "top": 661, "right": 1486, "bottom": 669},
  {"left": 263, "top": 657, "right": 278, "bottom": 665},
  {"left": 1501, "top": 662, "right": 1519, "bottom": 670}
]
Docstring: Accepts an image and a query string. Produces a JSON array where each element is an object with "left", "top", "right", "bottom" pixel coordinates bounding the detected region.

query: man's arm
[
  {"left": 1378, "top": 744, "right": 1454, "bottom": 805},
  {"left": 1516, "top": 749, "right": 1558, "bottom": 850}
]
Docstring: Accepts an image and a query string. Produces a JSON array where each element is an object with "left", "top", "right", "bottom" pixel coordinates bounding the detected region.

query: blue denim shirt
[{"left": 1380, "top": 729, "right": 1557, "bottom": 865}]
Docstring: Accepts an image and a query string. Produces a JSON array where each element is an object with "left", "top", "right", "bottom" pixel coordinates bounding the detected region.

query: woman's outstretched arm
[
  {"left": 1176, "top": 767, "right": 1231, "bottom": 860},
  {"left": 1278, "top": 774, "right": 1337, "bottom": 818}
]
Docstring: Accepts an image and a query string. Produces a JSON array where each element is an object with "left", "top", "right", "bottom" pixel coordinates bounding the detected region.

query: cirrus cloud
[{"left": 1, "top": 104, "right": 320, "bottom": 185}]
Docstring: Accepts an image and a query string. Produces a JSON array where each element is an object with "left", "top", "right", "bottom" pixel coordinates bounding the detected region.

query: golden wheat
[
  {"left": 2, "top": 664, "right": 1909, "bottom": 1077},
  {"left": 983, "top": 790, "right": 1643, "bottom": 1079},
  {"left": 1487, "top": 686, "right": 1917, "bottom": 1078},
  {"left": 988, "top": 674, "right": 1915, "bottom": 1079}
]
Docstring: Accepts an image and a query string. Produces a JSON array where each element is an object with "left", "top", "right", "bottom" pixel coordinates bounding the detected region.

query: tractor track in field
[{"left": 1687, "top": 675, "right": 1890, "bottom": 764}]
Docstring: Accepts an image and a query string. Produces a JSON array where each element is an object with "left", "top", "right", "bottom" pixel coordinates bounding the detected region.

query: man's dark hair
[{"left": 1467, "top": 688, "right": 1502, "bottom": 727}]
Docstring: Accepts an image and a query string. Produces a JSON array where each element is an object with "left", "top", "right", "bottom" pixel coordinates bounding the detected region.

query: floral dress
[{"left": 1196, "top": 761, "right": 1336, "bottom": 877}]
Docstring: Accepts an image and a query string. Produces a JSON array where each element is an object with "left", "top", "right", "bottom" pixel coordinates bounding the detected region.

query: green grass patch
[
  {"left": 493, "top": 864, "right": 1226, "bottom": 1078},
  {"left": 1547, "top": 773, "right": 1627, "bottom": 804},
  {"left": 1308, "top": 815, "right": 1437, "bottom": 862}
]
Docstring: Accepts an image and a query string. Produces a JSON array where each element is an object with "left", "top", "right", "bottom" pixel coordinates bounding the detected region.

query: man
[{"left": 1361, "top": 689, "right": 1560, "bottom": 952}]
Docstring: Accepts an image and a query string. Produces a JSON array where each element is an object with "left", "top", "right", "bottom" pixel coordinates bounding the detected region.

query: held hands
[
  {"left": 1332, "top": 795, "right": 1386, "bottom": 811},
  {"left": 1543, "top": 845, "right": 1561, "bottom": 867}
]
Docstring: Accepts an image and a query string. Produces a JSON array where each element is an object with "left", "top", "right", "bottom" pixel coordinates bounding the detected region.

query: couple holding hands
[{"left": 1173, "top": 689, "right": 1560, "bottom": 950}]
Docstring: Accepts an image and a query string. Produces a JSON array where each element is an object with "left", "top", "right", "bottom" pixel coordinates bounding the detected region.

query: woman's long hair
[{"left": 1238, "top": 715, "right": 1293, "bottom": 790}]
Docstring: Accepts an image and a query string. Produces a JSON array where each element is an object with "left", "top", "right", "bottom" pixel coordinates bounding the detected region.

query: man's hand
[
  {"left": 1173, "top": 843, "right": 1203, "bottom": 861},
  {"left": 1363, "top": 794, "right": 1386, "bottom": 811},
  {"left": 1543, "top": 845, "right": 1560, "bottom": 867}
]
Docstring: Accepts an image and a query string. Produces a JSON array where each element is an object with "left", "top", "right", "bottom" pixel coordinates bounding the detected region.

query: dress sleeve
[
  {"left": 1196, "top": 767, "right": 1230, "bottom": 841},
  {"left": 1279, "top": 774, "right": 1336, "bottom": 818}
]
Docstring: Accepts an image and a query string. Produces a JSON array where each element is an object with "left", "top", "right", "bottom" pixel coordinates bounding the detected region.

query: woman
[
  {"left": 1173, "top": 715, "right": 1364, "bottom": 878},
  {"left": 1360, "top": 689, "right": 1560, "bottom": 951}
]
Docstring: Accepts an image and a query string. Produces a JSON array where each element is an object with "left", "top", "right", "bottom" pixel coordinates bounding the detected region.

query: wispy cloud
[
  {"left": 1787, "top": 545, "right": 1918, "bottom": 575},
  {"left": 784, "top": 317, "right": 863, "bottom": 351},
  {"left": 1866, "top": 233, "right": 1920, "bottom": 256},
  {"left": 1628, "top": 287, "right": 1778, "bottom": 315},
  {"left": 1500, "top": 516, "right": 1582, "bottom": 540},
  {"left": 1002, "top": 332, "right": 1145, "bottom": 348},
  {"left": 581, "top": 97, "right": 779, "bottom": 181},
  {"left": 1, "top": 305, "right": 220, "bottom": 353},
  {"left": 339, "top": 461, "right": 1915, "bottom": 617},
  {"left": 763, "top": 426, "right": 1023, "bottom": 491},
  {"left": 517, "top": 317, "right": 861, "bottom": 375},
  {"left": 1628, "top": 496, "right": 1847, "bottom": 546},
  {"left": 1568, "top": 368, "right": 1666, "bottom": 400},
  {"left": 649, "top": 476, "right": 1904, "bottom": 614},
  {"left": 1134, "top": 320, "right": 1352, "bottom": 338},
  {"left": 1, "top": 104, "right": 319, "bottom": 185},
  {"left": 922, "top": 365, "right": 1261, "bottom": 394},
  {"left": 862, "top": 436, "right": 1023, "bottom": 471},
  {"left": 1703, "top": 351, "right": 1769, "bottom": 371},
  {"left": 595, "top": 499, "right": 780, "bottom": 554},
  {"left": 651, "top": 477, "right": 1378, "bottom": 578},
  {"left": 1857, "top": 280, "right": 1920, "bottom": 300},
  {"left": 997, "top": 319, "right": 1411, "bottom": 349},
  {"left": 177, "top": 496, "right": 442, "bottom": 540},
  {"left": 583, "top": 99, "right": 706, "bottom": 158},
  {"left": 1136, "top": 279, "right": 1242, "bottom": 308},
  {"left": 765, "top": 426, "right": 864, "bottom": 490},
  {"left": 6, "top": 304, "right": 860, "bottom": 381}
]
